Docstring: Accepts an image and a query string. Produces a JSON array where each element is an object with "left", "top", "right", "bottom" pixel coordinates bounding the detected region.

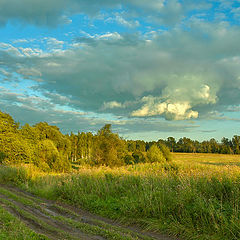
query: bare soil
[{"left": 0, "top": 184, "right": 179, "bottom": 240}]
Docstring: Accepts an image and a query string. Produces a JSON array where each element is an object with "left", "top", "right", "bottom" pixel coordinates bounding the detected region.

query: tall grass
[
  {"left": 0, "top": 164, "right": 46, "bottom": 185},
  {"left": 51, "top": 172, "right": 240, "bottom": 239},
  {"left": 0, "top": 156, "right": 239, "bottom": 240}
]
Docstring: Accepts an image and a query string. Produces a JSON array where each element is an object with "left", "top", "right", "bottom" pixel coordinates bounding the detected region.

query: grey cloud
[
  {"left": 226, "top": 106, "right": 240, "bottom": 112},
  {"left": 200, "top": 130, "right": 217, "bottom": 133},
  {"left": 0, "top": 0, "right": 214, "bottom": 27},
  {"left": 0, "top": 87, "right": 89, "bottom": 132},
  {"left": 0, "top": 0, "right": 68, "bottom": 26},
  {"left": 115, "top": 119, "right": 199, "bottom": 134},
  {"left": 1, "top": 19, "right": 240, "bottom": 121},
  {"left": 0, "top": 87, "right": 198, "bottom": 137}
]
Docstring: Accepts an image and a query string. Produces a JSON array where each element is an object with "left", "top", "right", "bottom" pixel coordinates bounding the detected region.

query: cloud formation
[
  {"left": 1, "top": 17, "right": 240, "bottom": 122},
  {"left": 0, "top": 0, "right": 213, "bottom": 27},
  {"left": 0, "top": 0, "right": 240, "bottom": 140},
  {"left": 0, "top": 86, "right": 198, "bottom": 137},
  {"left": 0, "top": 23, "right": 240, "bottom": 120}
]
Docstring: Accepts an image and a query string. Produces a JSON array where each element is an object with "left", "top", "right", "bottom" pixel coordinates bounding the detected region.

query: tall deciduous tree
[
  {"left": 0, "top": 111, "right": 32, "bottom": 164},
  {"left": 92, "top": 124, "right": 126, "bottom": 166}
]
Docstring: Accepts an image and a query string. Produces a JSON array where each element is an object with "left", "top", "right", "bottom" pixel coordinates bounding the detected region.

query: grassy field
[
  {"left": 0, "top": 204, "right": 48, "bottom": 240},
  {"left": 173, "top": 153, "right": 240, "bottom": 177},
  {"left": 0, "top": 185, "right": 161, "bottom": 240},
  {"left": 0, "top": 153, "right": 239, "bottom": 240}
]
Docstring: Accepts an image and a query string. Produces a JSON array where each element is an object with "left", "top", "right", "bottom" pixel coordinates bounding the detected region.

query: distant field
[
  {"left": 173, "top": 152, "right": 240, "bottom": 164},
  {"left": 172, "top": 152, "right": 240, "bottom": 177}
]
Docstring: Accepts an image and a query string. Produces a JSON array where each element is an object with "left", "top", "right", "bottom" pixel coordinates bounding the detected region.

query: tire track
[{"left": 0, "top": 185, "right": 177, "bottom": 240}]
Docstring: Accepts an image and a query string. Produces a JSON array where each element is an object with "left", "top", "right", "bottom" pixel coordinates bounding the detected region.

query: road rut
[{"left": 0, "top": 185, "right": 178, "bottom": 240}]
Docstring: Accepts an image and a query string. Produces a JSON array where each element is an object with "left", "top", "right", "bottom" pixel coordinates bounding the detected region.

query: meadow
[{"left": 0, "top": 153, "right": 239, "bottom": 240}]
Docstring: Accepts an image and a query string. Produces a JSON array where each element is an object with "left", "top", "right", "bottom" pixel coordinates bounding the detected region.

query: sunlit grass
[
  {"left": 0, "top": 205, "right": 48, "bottom": 240},
  {"left": 172, "top": 153, "right": 240, "bottom": 178},
  {"left": 0, "top": 153, "right": 240, "bottom": 240}
]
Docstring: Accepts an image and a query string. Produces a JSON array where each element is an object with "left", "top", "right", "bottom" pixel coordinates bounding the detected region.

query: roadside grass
[
  {"left": 0, "top": 205, "right": 49, "bottom": 240},
  {"left": 0, "top": 186, "right": 154, "bottom": 240},
  {"left": 51, "top": 172, "right": 240, "bottom": 240},
  {"left": 0, "top": 153, "right": 240, "bottom": 240},
  {"left": 0, "top": 197, "right": 75, "bottom": 240}
]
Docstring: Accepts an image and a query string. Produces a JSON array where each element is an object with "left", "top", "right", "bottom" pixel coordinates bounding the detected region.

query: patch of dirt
[
  {"left": 0, "top": 184, "right": 179, "bottom": 240},
  {"left": 0, "top": 192, "right": 104, "bottom": 240},
  {"left": 0, "top": 200, "right": 59, "bottom": 240}
]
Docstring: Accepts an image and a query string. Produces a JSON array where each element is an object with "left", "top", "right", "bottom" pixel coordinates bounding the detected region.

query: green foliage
[
  {"left": 0, "top": 109, "right": 174, "bottom": 168},
  {"left": 0, "top": 110, "right": 71, "bottom": 172},
  {"left": 158, "top": 143, "right": 172, "bottom": 161},
  {"left": 1, "top": 134, "right": 33, "bottom": 164},
  {"left": 1, "top": 108, "right": 239, "bottom": 176},
  {"left": 0, "top": 112, "right": 33, "bottom": 164},
  {"left": 0, "top": 111, "right": 18, "bottom": 133},
  {"left": 0, "top": 151, "right": 6, "bottom": 163},
  {"left": 132, "top": 151, "right": 147, "bottom": 164},
  {"left": 124, "top": 154, "right": 135, "bottom": 165},
  {"left": 0, "top": 205, "right": 49, "bottom": 240},
  {"left": 2, "top": 162, "right": 237, "bottom": 240},
  {"left": 35, "top": 140, "right": 70, "bottom": 172},
  {"left": 146, "top": 144, "right": 166, "bottom": 163},
  {"left": 92, "top": 124, "right": 126, "bottom": 167},
  {"left": 0, "top": 166, "right": 30, "bottom": 184},
  {"left": 37, "top": 139, "right": 59, "bottom": 170},
  {"left": 164, "top": 135, "right": 240, "bottom": 155},
  {"left": 52, "top": 152, "right": 71, "bottom": 172},
  {"left": 34, "top": 122, "right": 71, "bottom": 154}
]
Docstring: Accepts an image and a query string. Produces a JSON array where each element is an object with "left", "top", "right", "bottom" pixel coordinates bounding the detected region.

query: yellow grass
[
  {"left": 172, "top": 153, "right": 240, "bottom": 178},
  {"left": 1, "top": 153, "right": 240, "bottom": 240}
]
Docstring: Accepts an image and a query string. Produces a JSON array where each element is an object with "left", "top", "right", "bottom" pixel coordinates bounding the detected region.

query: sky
[{"left": 0, "top": 0, "right": 240, "bottom": 141}]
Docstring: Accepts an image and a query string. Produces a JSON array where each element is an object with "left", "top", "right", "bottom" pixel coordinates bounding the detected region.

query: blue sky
[{"left": 0, "top": 0, "right": 240, "bottom": 141}]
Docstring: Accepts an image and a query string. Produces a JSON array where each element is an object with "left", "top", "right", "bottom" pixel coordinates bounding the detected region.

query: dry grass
[
  {"left": 172, "top": 153, "right": 240, "bottom": 178},
  {"left": 0, "top": 153, "right": 240, "bottom": 240}
]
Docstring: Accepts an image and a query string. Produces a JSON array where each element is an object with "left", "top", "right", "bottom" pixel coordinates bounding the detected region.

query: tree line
[
  {"left": 0, "top": 111, "right": 171, "bottom": 171},
  {"left": 162, "top": 136, "right": 240, "bottom": 154},
  {"left": 0, "top": 110, "right": 239, "bottom": 172}
]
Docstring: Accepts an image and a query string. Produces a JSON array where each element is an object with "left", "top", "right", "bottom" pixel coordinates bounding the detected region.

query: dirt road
[{"left": 0, "top": 185, "right": 177, "bottom": 240}]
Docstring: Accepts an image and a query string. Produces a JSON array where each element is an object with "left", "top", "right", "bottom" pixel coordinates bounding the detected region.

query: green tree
[
  {"left": 157, "top": 143, "right": 172, "bottom": 161},
  {"left": 166, "top": 137, "right": 176, "bottom": 152},
  {"left": 232, "top": 135, "right": 240, "bottom": 154},
  {"left": 92, "top": 124, "right": 126, "bottom": 166},
  {"left": 219, "top": 138, "right": 232, "bottom": 154},
  {"left": 132, "top": 151, "right": 147, "bottom": 164},
  {"left": 124, "top": 154, "right": 135, "bottom": 165},
  {"left": 0, "top": 111, "right": 33, "bottom": 164},
  {"left": 136, "top": 140, "right": 146, "bottom": 152},
  {"left": 36, "top": 139, "right": 59, "bottom": 171},
  {"left": 209, "top": 138, "right": 219, "bottom": 153},
  {"left": 127, "top": 140, "right": 136, "bottom": 152},
  {"left": 147, "top": 144, "right": 165, "bottom": 163}
]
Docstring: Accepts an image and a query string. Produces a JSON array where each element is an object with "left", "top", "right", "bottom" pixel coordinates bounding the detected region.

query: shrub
[
  {"left": 0, "top": 152, "right": 6, "bottom": 163},
  {"left": 147, "top": 144, "right": 166, "bottom": 163},
  {"left": 132, "top": 151, "right": 147, "bottom": 164},
  {"left": 0, "top": 166, "right": 29, "bottom": 184},
  {"left": 124, "top": 154, "right": 135, "bottom": 165},
  {"left": 158, "top": 143, "right": 172, "bottom": 161}
]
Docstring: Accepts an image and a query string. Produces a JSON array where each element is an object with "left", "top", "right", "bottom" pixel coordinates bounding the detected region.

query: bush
[
  {"left": 147, "top": 144, "right": 166, "bottom": 163},
  {"left": 0, "top": 166, "right": 29, "bottom": 184},
  {"left": 52, "top": 153, "right": 71, "bottom": 172},
  {"left": 0, "top": 152, "right": 6, "bottom": 163},
  {"left": 124, "top": 154, "right": 135, "bottom": 165},
  {"left": 158, "top": 143, "right": 172, "bottom": 161},
  {"left": 132, "top": 151, "right": 147, "bottom": 164}
]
